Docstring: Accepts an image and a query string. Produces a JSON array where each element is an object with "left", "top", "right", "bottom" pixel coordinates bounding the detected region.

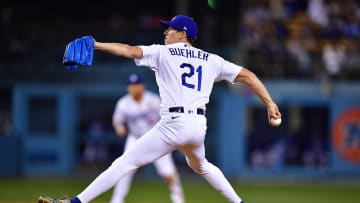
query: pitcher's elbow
[
  {"left": 128, "top": 46, "right": 143, "bottom": 59},
  {"left": 241, "top": 69, "right": 257, "bottom": 85}
]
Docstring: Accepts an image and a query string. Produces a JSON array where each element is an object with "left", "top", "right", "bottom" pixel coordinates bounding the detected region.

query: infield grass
[{"left": 0, "top": 178, "right": 359, "bottom": 203}]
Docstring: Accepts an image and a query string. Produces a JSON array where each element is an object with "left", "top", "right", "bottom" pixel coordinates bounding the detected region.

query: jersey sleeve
[
  {"left": 112, "top": 99, "right": 126, "bottom": 129},
  {"left": 215, "top": 58, "right": 243, "bottom": 83},
  {"left": 134, "top": 44, "right": 162, "bottom": 71}
]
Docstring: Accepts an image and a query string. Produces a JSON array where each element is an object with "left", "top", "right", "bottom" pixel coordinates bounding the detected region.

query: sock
[{"left": 71, "top": 197, "right": 81, "bottom": 203}]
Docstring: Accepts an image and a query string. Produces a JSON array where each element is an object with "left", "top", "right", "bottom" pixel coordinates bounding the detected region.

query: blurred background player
[{"left": 111, "top": 73, "right": 184, "bottom": 203}]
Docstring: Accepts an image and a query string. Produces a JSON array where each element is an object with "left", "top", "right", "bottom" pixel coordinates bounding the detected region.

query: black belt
[{"left": 169, "top": 107, "right": 205, "bottom": 115}]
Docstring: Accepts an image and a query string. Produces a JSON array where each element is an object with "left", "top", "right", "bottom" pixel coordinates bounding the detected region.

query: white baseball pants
[{"left": 77, "top": 112, "right": 242, "bottom": 203}]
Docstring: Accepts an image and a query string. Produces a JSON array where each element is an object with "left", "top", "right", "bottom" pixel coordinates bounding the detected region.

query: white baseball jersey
[
  {"left": 135, "top": 42, "right": 242, "bottom": 112},
  {"left": 112, "top": 91, "right": 160, "bottom": 138},
  {"left": 77, "top": 42, "right": 244, "bottom": 203}
]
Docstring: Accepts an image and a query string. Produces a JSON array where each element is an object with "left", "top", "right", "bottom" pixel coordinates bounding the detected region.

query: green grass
[{"left": 0, "top": 178, "right": 359, "bottom": 203}]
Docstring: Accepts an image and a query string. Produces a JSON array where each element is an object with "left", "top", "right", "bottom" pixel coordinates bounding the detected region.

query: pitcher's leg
[
  {"left": 77, "top": 126, "right": 175, "bottom": 203},
  {"left": 181, "top": 144, "right": 242, "bottom": 203}
]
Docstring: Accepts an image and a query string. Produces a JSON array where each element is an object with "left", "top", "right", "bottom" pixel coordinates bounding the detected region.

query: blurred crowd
[
  {"left": 0, "top": 0, "right": 359, "bottom": 82},
  {"left": 241, "top": 0, "right": 360, "bottom": 80}
]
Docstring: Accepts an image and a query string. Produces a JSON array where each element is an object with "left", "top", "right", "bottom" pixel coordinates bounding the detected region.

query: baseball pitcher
[{"left": 40, "top": 14, "right": 281, "bottom": 203}]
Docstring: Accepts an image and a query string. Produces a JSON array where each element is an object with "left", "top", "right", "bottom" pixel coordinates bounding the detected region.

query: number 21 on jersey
[{"left": 180, "top": 63, "right": 202, "bottom": 91}]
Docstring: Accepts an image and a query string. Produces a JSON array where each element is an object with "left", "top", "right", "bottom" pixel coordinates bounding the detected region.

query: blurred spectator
[
  {"left": 285, "top": 24, "right": 312, "bottom": 78},
  {"left": 322, "top": 39, "right": 345, "bottom": 79},
  {"left": 307, "top": 0, "right": 328, "bottom": 27}
]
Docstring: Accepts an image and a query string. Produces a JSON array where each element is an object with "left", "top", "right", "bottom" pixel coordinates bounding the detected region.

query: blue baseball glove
[{"left": 63, "top": 35, "right": 94, "bottom": 70}]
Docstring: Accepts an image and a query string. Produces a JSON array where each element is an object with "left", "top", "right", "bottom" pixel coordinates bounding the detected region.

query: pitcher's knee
[
  {"left": 187, "top": 159, "right": 210, "bottom": 176},
  {"left": 110, "top": 155, "right": 138, "bottom": 173}
]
